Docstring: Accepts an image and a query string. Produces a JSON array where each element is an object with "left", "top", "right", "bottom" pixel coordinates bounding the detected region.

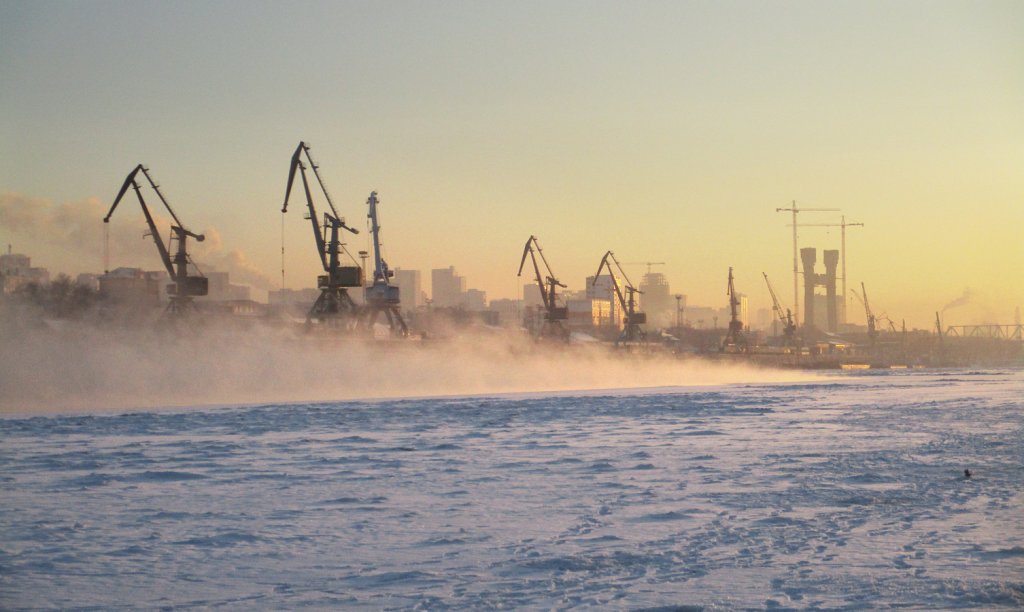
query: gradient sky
[{"left": 1, "top": 0, "right": 1021, "bottom": 329}]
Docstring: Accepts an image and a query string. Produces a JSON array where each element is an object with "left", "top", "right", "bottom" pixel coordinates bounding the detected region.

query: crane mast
[
  {"left": 856, "top": 281, "right": 877, "bottom": 345},
  {"left": 361, "top": 191, "right": 407, "bottom": 337},
  {"left": 517, "top": 236, "right": 569, "bottom": 341},
  {"left": 104, "top": 164, "right": 207, "bottom": 316},
  {"left": 281, "top": 142, "right": 362, "bottom": 327},
  {"left": 763, "top": 272, "right": 797, "bottom": 347},
  {"left": 593, "top": 251, "right": 646, "bottom": 344},
  {"left": 721, "top": 267, "right": 747, "bottom": 352}
]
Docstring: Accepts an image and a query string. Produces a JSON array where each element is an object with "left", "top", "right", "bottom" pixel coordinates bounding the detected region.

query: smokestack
[
  {"left": 824, "top": 249, "right": 839, "bottom": 333},
  {"left": 801, "top": 247, "right": 817, "bottom": 333}
]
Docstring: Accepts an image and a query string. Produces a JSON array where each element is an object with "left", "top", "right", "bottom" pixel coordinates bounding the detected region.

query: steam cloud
[
  {"left": 0, "top": 192, "right": 273, "bottom": 289},
  {"left": 0, "top": 319, "right": 820, "bottom": 415}
]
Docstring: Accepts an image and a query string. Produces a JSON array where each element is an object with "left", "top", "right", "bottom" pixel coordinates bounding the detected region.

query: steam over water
[
  {"left": 1, "top": 368, "right": 1022, "bottom": 609},
  {"left": 0, "top": 323, "right": 814, "bottom": 414}
]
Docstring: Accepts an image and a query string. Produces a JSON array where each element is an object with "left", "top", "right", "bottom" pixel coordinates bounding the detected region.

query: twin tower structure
[{"left": 801, "top": 247, "right": 840, "bottom": 334}]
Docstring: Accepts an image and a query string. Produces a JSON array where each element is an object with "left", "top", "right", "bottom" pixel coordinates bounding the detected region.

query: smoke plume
[
  {"left": 941, "top": 288, "right": 974, "bottom": 313},
  {"left": 0, "top": 192, "right": 273, "bottom": 289}
]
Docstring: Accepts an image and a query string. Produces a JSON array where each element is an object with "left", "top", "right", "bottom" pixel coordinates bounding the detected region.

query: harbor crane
[
  {"left": 362, "top": 192, "right": 407, "bottom": 337},
  {"left": 593, "top": 251, "right": 646, "bottom": 344},
  {"left": 282, "top": 142, "right": 362, "bottom": 326},
  {"left": 721, "top": 267, "right": 747, "bottom": 352},
  {"left": 104, "top": 165, "right": 207, "bottom": 316},
  {"left": 851, "top": 282, "right": 878, "bottom": 345},
  {"left": 517, "top": 235, "right": 569, "bottom": 341},
  {"left": 763, "top": 272, "right": 797, "bottom": 347}
]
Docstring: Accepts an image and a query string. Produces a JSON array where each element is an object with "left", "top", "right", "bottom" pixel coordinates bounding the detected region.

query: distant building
[
  {"left": 586, "top": 274, "right": 621, "bottom": 328},
  {"left": 199, "top": 271, "right": 251, "bottom": 302},
  {"left": 522, "top": 283, "right": 543, "bottom": 309},
  {"left": 566, "top": 298, "right": 614, "bottom": 331},
  {"left": 639, "top": 272, "right": 673, "bottom": 328},
  {"left": 464, "top": 288, "right": 487, "bottom": 311},
  {"left": 431, "top": 266, "right": 466, "bottom": 308},
  {"left": 0, "top": 249, "right": 50, "bottom": 294},
  {"left": 99, "top": 267, "right": 164, "bottom": 307},
  {"left": 76, "top": 273, "right": 101, "bottom": 292},
  {"left": 393, "top": 268, "right": 423, "bottom": 311},
  {"left": 268, "top": 287, "right": 321, "bottom": 305},
  {"left": 487, "top": 298, "right": 522, "bottom": 326}
]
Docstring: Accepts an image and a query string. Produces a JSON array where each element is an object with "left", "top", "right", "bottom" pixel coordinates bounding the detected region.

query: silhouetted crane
[
  {"left": 721, "top": 267, "right": 747, "bottom": 352},
  {"left": 851, "top": 282, "right": 878, "bottom": 346},
  {"left": 517, "top": 236, "right": 569, "bottom": 341},
  {"left": 593, "top": 251, "right": 646, "bottom": 345},
  {"left": 361, "top": 191, "right": 407, "bottom": 337},
  {"left": 763, "top": 272, "right": 797, "bottom": 347},
  {"left": 104, "top": 165, "right": 207, "bottom": 316},
  {"left": 282, "top": 142, "right": 362, "bottom": 327}
]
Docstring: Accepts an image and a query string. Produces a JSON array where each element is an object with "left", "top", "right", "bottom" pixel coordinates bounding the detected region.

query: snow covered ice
[{"left": 1, "top": 368, "right": 1022, "bottom": 609}]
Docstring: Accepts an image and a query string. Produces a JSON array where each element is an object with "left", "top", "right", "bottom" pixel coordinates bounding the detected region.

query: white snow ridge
[{"left": 1, "top": 369, "right": 1022, "bottom": 609}]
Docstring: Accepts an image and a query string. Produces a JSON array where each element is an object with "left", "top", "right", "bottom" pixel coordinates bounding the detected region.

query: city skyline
[{"left": 2, "top": 1, "right": 1021, "bottom": 329}]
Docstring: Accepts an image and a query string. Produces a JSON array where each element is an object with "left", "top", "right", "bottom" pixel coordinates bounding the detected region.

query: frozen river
[{"left": 2, "top": 368, "right": 1022, "bottom": 609}]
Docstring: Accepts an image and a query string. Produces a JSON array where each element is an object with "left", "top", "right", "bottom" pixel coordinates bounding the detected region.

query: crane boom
[
  {"left": 104, "top": 164, "right": 207, "bottom": 315},
  {"left": 763, "top": 272, "right": 797, "bottom": 345},
  {"left": 280, "top": 142, "right": 362, "bottom": 326},
  {"left": 593, "top": 251, "right": 645, "bottom": 344},
  {"left": 517, "top": 236, "right": 568, "bottom": 341}
]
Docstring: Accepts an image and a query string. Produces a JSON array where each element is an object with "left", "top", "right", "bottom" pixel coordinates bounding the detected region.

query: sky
[{"left": 1, "top": 0, "right": 1021, "bottom": 329}]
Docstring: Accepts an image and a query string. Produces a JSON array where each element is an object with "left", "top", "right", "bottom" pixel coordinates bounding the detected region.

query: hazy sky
[{"left": 1, "top": 0, "right": 1021, "bottom": 328}]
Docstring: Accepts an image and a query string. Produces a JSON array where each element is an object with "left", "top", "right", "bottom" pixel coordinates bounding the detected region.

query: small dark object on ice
[{"left": 963, "top": 469, "right": 971, "bottom": 479}]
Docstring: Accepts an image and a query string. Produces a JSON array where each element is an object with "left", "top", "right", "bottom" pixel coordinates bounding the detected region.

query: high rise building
[
  {"left": 393, "top": 268, "right": 423, "bottom": 311},
  {"left": 639, "top": 272, "right": 673, "bottom": 327},
  {"left": 431, "top": 266, "right": 466, "bottom": 307}
]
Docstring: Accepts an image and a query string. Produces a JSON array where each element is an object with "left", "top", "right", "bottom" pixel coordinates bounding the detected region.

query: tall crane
[
  {"left": 362, "top": 191, "right": 407, "bottom": 337},
  {"left": 104, "top": 164, "right": 208, "bottom": 316},
  {"left": 282, "top": 142, "right": 362, "bottom": 326},
  {"left": 721, "top": 267, "right": 747, "bottom": 351},
  {"left": 763, "top": 272, "right": 797, "bottom": 347},
  {"left": 851, "top": 282, "right": 877, "bottom": 345},
  {"left": 776, "top": 202, "right": 840, "bottom": 326},
  {"left": 517, "top": 235, "right": 569, "bottom": 341},
  {"left": 593, "top": 251, "right": 646, "bottom": 344}
]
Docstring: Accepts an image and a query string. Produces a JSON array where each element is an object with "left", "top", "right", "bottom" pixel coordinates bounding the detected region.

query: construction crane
[
  {"left": 362, "top": 191, "right": 407, "bottom": 337},
  {"left": 851, "top": 282, "right": 878, "bottom": 345},
  {"left": 517, "top": 235, "right": 569, "bottom": 341},
  {"left": 593, "top": 251, "right": 646, "bottom": 344},
  {"left": 788, "top": 215, "right": 864, "bottom": 324},
  {"left": 282, "top": 142, "right": 363, "bottom": 326},
  {"left": 623, "top": 261, "right": 665, "bottom": 275},
  {"left": 763, "top": 272, "right": 797, "bottom": 347},
  {"left": 104, "top": 164, "right": 208, "bottom": 316},
  {"left": 776, "top": 202, "right": 840, "bottom": 326},
  {"left": 721, "top": 267, "right": 747, "bottom": 351}
]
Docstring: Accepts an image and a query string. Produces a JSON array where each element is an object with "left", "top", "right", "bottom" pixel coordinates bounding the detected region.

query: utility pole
[
  {"left": 792, "top": 215, "right": 864, "bottom": 325},
  {"left": 775, "top": 202, "right": 839, "bottom": 327}
]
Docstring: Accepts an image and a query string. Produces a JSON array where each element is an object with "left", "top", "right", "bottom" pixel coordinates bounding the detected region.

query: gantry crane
[
  {"left": 763, "top": 272, "right": 797, "bottom": 347},
  {"left": 361, "top": 191, "right": 407, "bottom": 337},
  {"left": 104, "top": 165, "right": 208, "bottom": 316},
  {"left": 517, "top": 235, "right": 569, "bottom": 341},
  {"left": 721, "top": 267, "right": 747, "bottom": 352},
  {"left": 851, "top": 282, "right": 878, "bottom": 346},
  {"left": 593, "top": 251, "right": 646, "bottom": 344},
  {"left": 282, "top": 142, "right": 363, "bottom": 326}
]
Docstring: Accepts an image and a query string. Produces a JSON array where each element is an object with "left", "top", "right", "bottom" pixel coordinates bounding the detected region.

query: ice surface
[{"left": 1, "top": 369, "right": 1022, "bottom": 609}]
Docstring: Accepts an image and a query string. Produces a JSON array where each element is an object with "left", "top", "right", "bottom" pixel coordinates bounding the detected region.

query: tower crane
[
  {"left": 762, "top": 272, "right": 797, "bottom": 347},
  {"left": 721, "top": 267, "right": 747, "bottom": 352},
  {"left": 104, "top": 165, "right": 207, "bottom": 316},
  {"left": 623, "top": 261, "right": 665, "bottom": 275},
  {"left": 851, "top": 282, "right": 878, "bottom": 345},
  {"left": 517, "top": 235, "right": 569, "bottom": 341},
  {"left": 282, "top": 142, "right": 362, "bottom": 326},
  {"left": 362, "top": 192, "right": 407, "bottom": 337},
  {"left": 593, "top": 251, "right": 646, "bottom": 344}
]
